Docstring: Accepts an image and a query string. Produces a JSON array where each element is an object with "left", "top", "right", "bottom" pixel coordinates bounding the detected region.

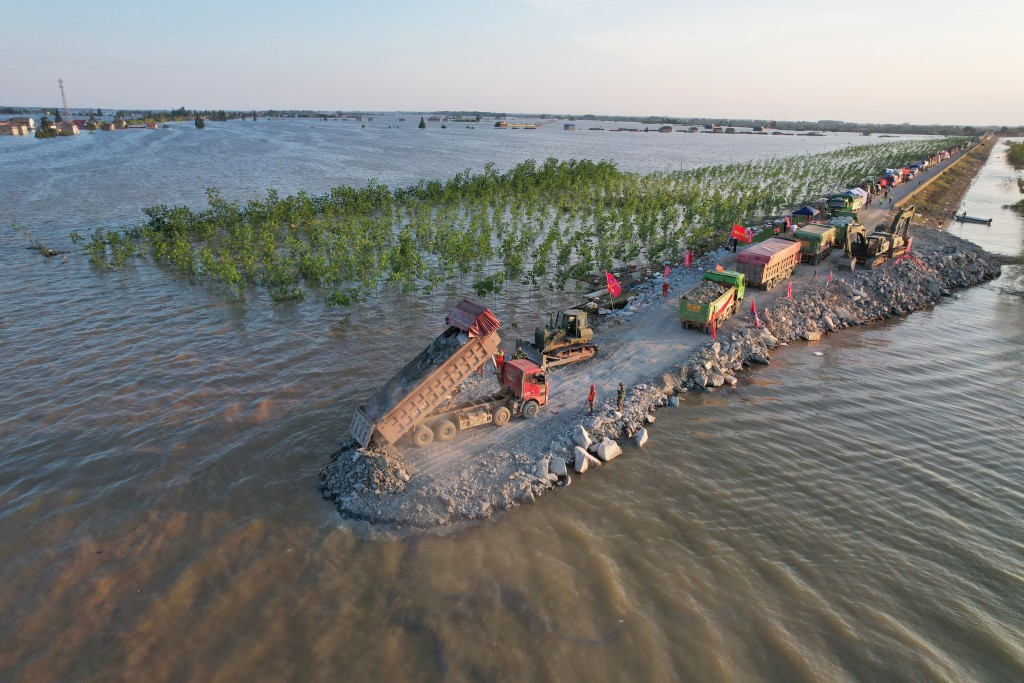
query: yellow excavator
[{"left": 841, "top": 205, "right": 915, "bottom": 271}]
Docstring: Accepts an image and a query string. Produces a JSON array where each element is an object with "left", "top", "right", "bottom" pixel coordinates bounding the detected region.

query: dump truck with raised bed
[
  {"left": 734, "top": 237, "right": 802, "bottom": 290},
  {"left": 792, "top": 223, "right": 837, "bottom": 265},
  {"left": 515, "top": 308, "right": 598, "bottom": 370},
  {"left": 350, "top": 299, "right": 548, "bottom": 449},
  {"left": 679, "top": 270, "right": 745, "bottom": 332},
  {"left": 842, "top": 205, "right": 914, "bottom": 271}
]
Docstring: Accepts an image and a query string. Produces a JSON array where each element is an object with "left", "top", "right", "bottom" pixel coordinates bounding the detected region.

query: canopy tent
[
  {"left": 849, "top": 187, "right": 868, "bottom": 197},
  {"left": 793, "top": 206, "right": 819, "bottom": 216}
]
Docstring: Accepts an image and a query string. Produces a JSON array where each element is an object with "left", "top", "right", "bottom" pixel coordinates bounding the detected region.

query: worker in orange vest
[{"left": 587, "top": 385, "right": 596, "bottom": 415}]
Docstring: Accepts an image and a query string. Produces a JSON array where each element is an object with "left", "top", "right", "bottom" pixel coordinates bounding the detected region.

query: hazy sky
[{"left": 4, "top": 0, "right": 1021, "bottom": 125}]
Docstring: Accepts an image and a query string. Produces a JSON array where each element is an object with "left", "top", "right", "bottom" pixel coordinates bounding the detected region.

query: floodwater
[{"left": 1, "top": 122, "right": 1021, "bottom": 681}]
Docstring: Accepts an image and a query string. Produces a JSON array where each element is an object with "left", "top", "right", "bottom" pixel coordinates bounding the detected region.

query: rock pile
[
  {"left": 761, "top": 240, "right": 1001, "bottom": 344},
  {"left": 685, "top": 278, "right": 730, "bottom": 304},
  {"left": 319, "top": 441, "right": 413, "bottom": 504}
]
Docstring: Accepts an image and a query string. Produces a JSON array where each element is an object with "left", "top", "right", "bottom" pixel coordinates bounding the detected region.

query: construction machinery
[
  {"left": 350, "top": 300, "right": 548, "bottom": 449},
  {"left": 841, "top": 205, "right": 915, "bottom": 271},
  {"left": 517, "top": 309, "right": 598, "bottom": 370},
  {"left": 735, "top": 238, "right": 802, "bottom": 290},
  {"left": 679, "top": 270, "right": 746, "bottom": 332},
  {"left": 792, "top": 223, "right": 838, "bottom": 265}
]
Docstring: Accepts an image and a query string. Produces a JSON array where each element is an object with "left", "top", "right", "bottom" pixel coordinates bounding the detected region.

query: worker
[
  {"left": 587, "top": 385, "right": 596, "bottom": 415},
  {"left": 616, "top": 382, "right": 625, "bottom": 412},
  {"left": 495, "top": 348, "right": 505, "bottom": 375}
]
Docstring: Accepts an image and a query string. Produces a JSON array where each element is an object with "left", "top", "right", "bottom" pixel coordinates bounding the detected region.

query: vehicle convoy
[
  {"left": 350, "top": 299, "right": 548, "bottom": 449},
  {"left": 734, "top": 237, "right": 802, "bottom": 290},
  {"left": 679, "top": 270, "right": 746, "bottom": 332},
  {"left": 792, "top": 223, "right": 838, "bottom": 265},
  {"left": 842, "top": 205, "right": 915, "bottom": 271},
  {"left": 516, "top": 308, "right": 598, "bottom": 369}
]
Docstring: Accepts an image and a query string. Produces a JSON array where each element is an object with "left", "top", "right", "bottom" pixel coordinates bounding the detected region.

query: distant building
[
  {"left": 725, "top": 127, "right": 736, "bottom": 134},
  {"left": 563, "top": 123, "right": 575, "bottom": 130},
  {"left": 658, "top": 125, "right": 672, "bottom": 133},
  {"left": 10, "top": 117, "right": 35, "bottom": 129},
  {"left": 56, "top": 121, "right": 80, "bottom": 135}
]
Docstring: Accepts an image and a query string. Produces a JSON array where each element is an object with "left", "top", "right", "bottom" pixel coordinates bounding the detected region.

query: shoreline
[{"left": 319, "top": 138, "right": 1005, "bottom": 536}]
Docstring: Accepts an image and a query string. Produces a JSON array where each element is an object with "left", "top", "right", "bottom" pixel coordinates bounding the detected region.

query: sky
[{"left": 3, "top": 0, "right": 1022, "bottom": 126}]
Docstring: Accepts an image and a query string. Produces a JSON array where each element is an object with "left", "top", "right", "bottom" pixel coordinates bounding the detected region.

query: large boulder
[
  {"left": 596, "top": 439, "right": 622, "bottom": 462},
  {"left": 550, "top": 457, "right": 567, "bottom": 477},
  {"left": 573, "top": 425, "right": 593, "bottom": 449},
  {"left": 634, "top": 428, "right": 649, "bottom": 447},
  {"left": 574, "top": 446, "right": 591, "bottom": 473}
]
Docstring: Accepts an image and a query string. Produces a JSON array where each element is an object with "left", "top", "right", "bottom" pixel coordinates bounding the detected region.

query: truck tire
[
  {"left": 522, "top": 400, "right": 539, "bottom": 419},
  {"left": 435, "top": 419, "right": 458, "bottom": 442},
  {"left": 412, "top": 425, "right": 434, "bottom": 448},
  {"left": 493, "top": 406, "right": 511, "bottom": 427}
]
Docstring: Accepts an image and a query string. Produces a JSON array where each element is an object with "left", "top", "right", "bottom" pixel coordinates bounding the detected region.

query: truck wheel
[
  {"left": 493, "top": 406, "right": 511, "bottom": 427},
  {"left": 522, "top": 400, "right": 539, "bottom": 419},
  {"left": 412, "top": 425, "right": 434, "bottom": 448},
  {"left": 434, "top": 419, "right": 458, "bottom": 442}
]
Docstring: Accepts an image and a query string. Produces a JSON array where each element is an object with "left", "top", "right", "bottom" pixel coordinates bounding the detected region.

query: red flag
[
  {"left": 711, "top": 320, "right": 717, "bottom": 340},
  {"left": 827, "top": 271, "right": 834, "bottom": 283},
  {"left": 905, "top": 236, "right": 913, "bottom": 253},
  {"left": 684, "top": 250, "right": 693, "bottom": 267},
  {"left": 605, "top": 271, "right": 622, "bottom": 298},
  {"left": 751, "top": 298, "right": 761, "bottom": 328},
  {"left": 664, "top": 265, "right": 670, "bottom": 279},
  {"left": 787, "top": 282, "right": 793, "bottom": 299},
  {"left": 730, "top": 224, "right": 746, "bottom": 241}
]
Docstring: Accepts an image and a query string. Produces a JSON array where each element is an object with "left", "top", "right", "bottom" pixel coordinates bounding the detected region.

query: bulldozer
[
  {"left": 840, "top": 205, "right": 915, "bottom": 271},
  {"left": 517, "top": 309, "right": 598, "bottom": 369}
]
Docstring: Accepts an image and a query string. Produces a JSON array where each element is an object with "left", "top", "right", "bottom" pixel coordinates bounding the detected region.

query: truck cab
[{"left": 502, "top": 359, "right": 548, "bottom": 406}]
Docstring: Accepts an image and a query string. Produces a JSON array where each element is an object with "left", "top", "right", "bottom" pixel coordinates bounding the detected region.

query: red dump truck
[
  {"left": 350, "top": 300, "right": 548, "bottom": 449},
  {"left": 734, "top": 238, "right": 802, "bottom": 290}
]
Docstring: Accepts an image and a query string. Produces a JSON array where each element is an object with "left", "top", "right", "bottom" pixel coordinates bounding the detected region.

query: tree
[
  {"left": 194, "top": 114, "right": 205, "bottom": 129},
  {"left": 252, "top": 110, "right": 257, "bottom": 121},
  {"left": 54, "top": 110, "right": 63, "bottom": 123},
  {"left": 418, "top": 116, "right": 426, "bottom": 129}
]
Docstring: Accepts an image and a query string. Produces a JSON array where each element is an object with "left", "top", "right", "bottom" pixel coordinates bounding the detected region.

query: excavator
[
  {"left": 516, "top": 309, "right": 598, "bottom": 370},
  {"left": 840, "top": 205, "right": 915, "bottom": 271}
]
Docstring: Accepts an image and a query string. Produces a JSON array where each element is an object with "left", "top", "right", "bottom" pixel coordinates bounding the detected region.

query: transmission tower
[{"left": 58, "top": 78, "right": 70, "bottom": 118}]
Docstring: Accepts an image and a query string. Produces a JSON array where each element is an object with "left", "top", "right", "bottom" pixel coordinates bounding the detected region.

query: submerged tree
[
  {"left": 418, "top": 117, "right": 426, "bottom": 129},
  {"left": 194, "top": 115, "right": 205, "bottom": 129}
]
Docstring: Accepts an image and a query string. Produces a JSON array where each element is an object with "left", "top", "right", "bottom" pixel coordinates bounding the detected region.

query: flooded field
[{"left": 1, "top": 123, "right": 1021, "bottom": 681}]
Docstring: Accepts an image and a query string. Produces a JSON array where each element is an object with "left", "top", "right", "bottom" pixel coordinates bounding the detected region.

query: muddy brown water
[{"left": 1, "top": 124, "right": 1022, "bottom": 681}]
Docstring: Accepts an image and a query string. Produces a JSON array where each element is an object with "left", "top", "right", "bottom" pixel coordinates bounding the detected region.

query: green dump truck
[
  {"left": 827, "top": 191, "right": 865, "bottom": 213},
  {"left": 679, "top": 270, "right": 746, "bottom": 333},
  {"left": 826, "top": 215, "right": 863, "bottom": 249},
  {"left": 792, "top": 223, "right": 837, "bottom": 265}
]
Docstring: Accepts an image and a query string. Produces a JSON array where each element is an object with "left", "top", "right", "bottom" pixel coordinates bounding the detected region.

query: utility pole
[{"left": 58, "top": 78, "right": 70, "bottom": 118}]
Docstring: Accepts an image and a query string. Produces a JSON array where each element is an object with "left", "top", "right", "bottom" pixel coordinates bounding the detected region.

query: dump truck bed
[
  {"left": 350, "top": 300, "right": 502, "bottom": 448},
  {"left": 734, "top": 238, "right": 802, "bottom": 287}
]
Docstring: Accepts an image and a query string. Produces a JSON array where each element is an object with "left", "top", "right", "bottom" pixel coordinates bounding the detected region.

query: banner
[
  {"left": 605, "top": 271, "right": 622, "bottom": 298},
  {"left": 730, "top": 224, "right": 747, "bottom": 241},
  {"left": 787, "top": 282, "right": 793, "bottom": 299}
]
